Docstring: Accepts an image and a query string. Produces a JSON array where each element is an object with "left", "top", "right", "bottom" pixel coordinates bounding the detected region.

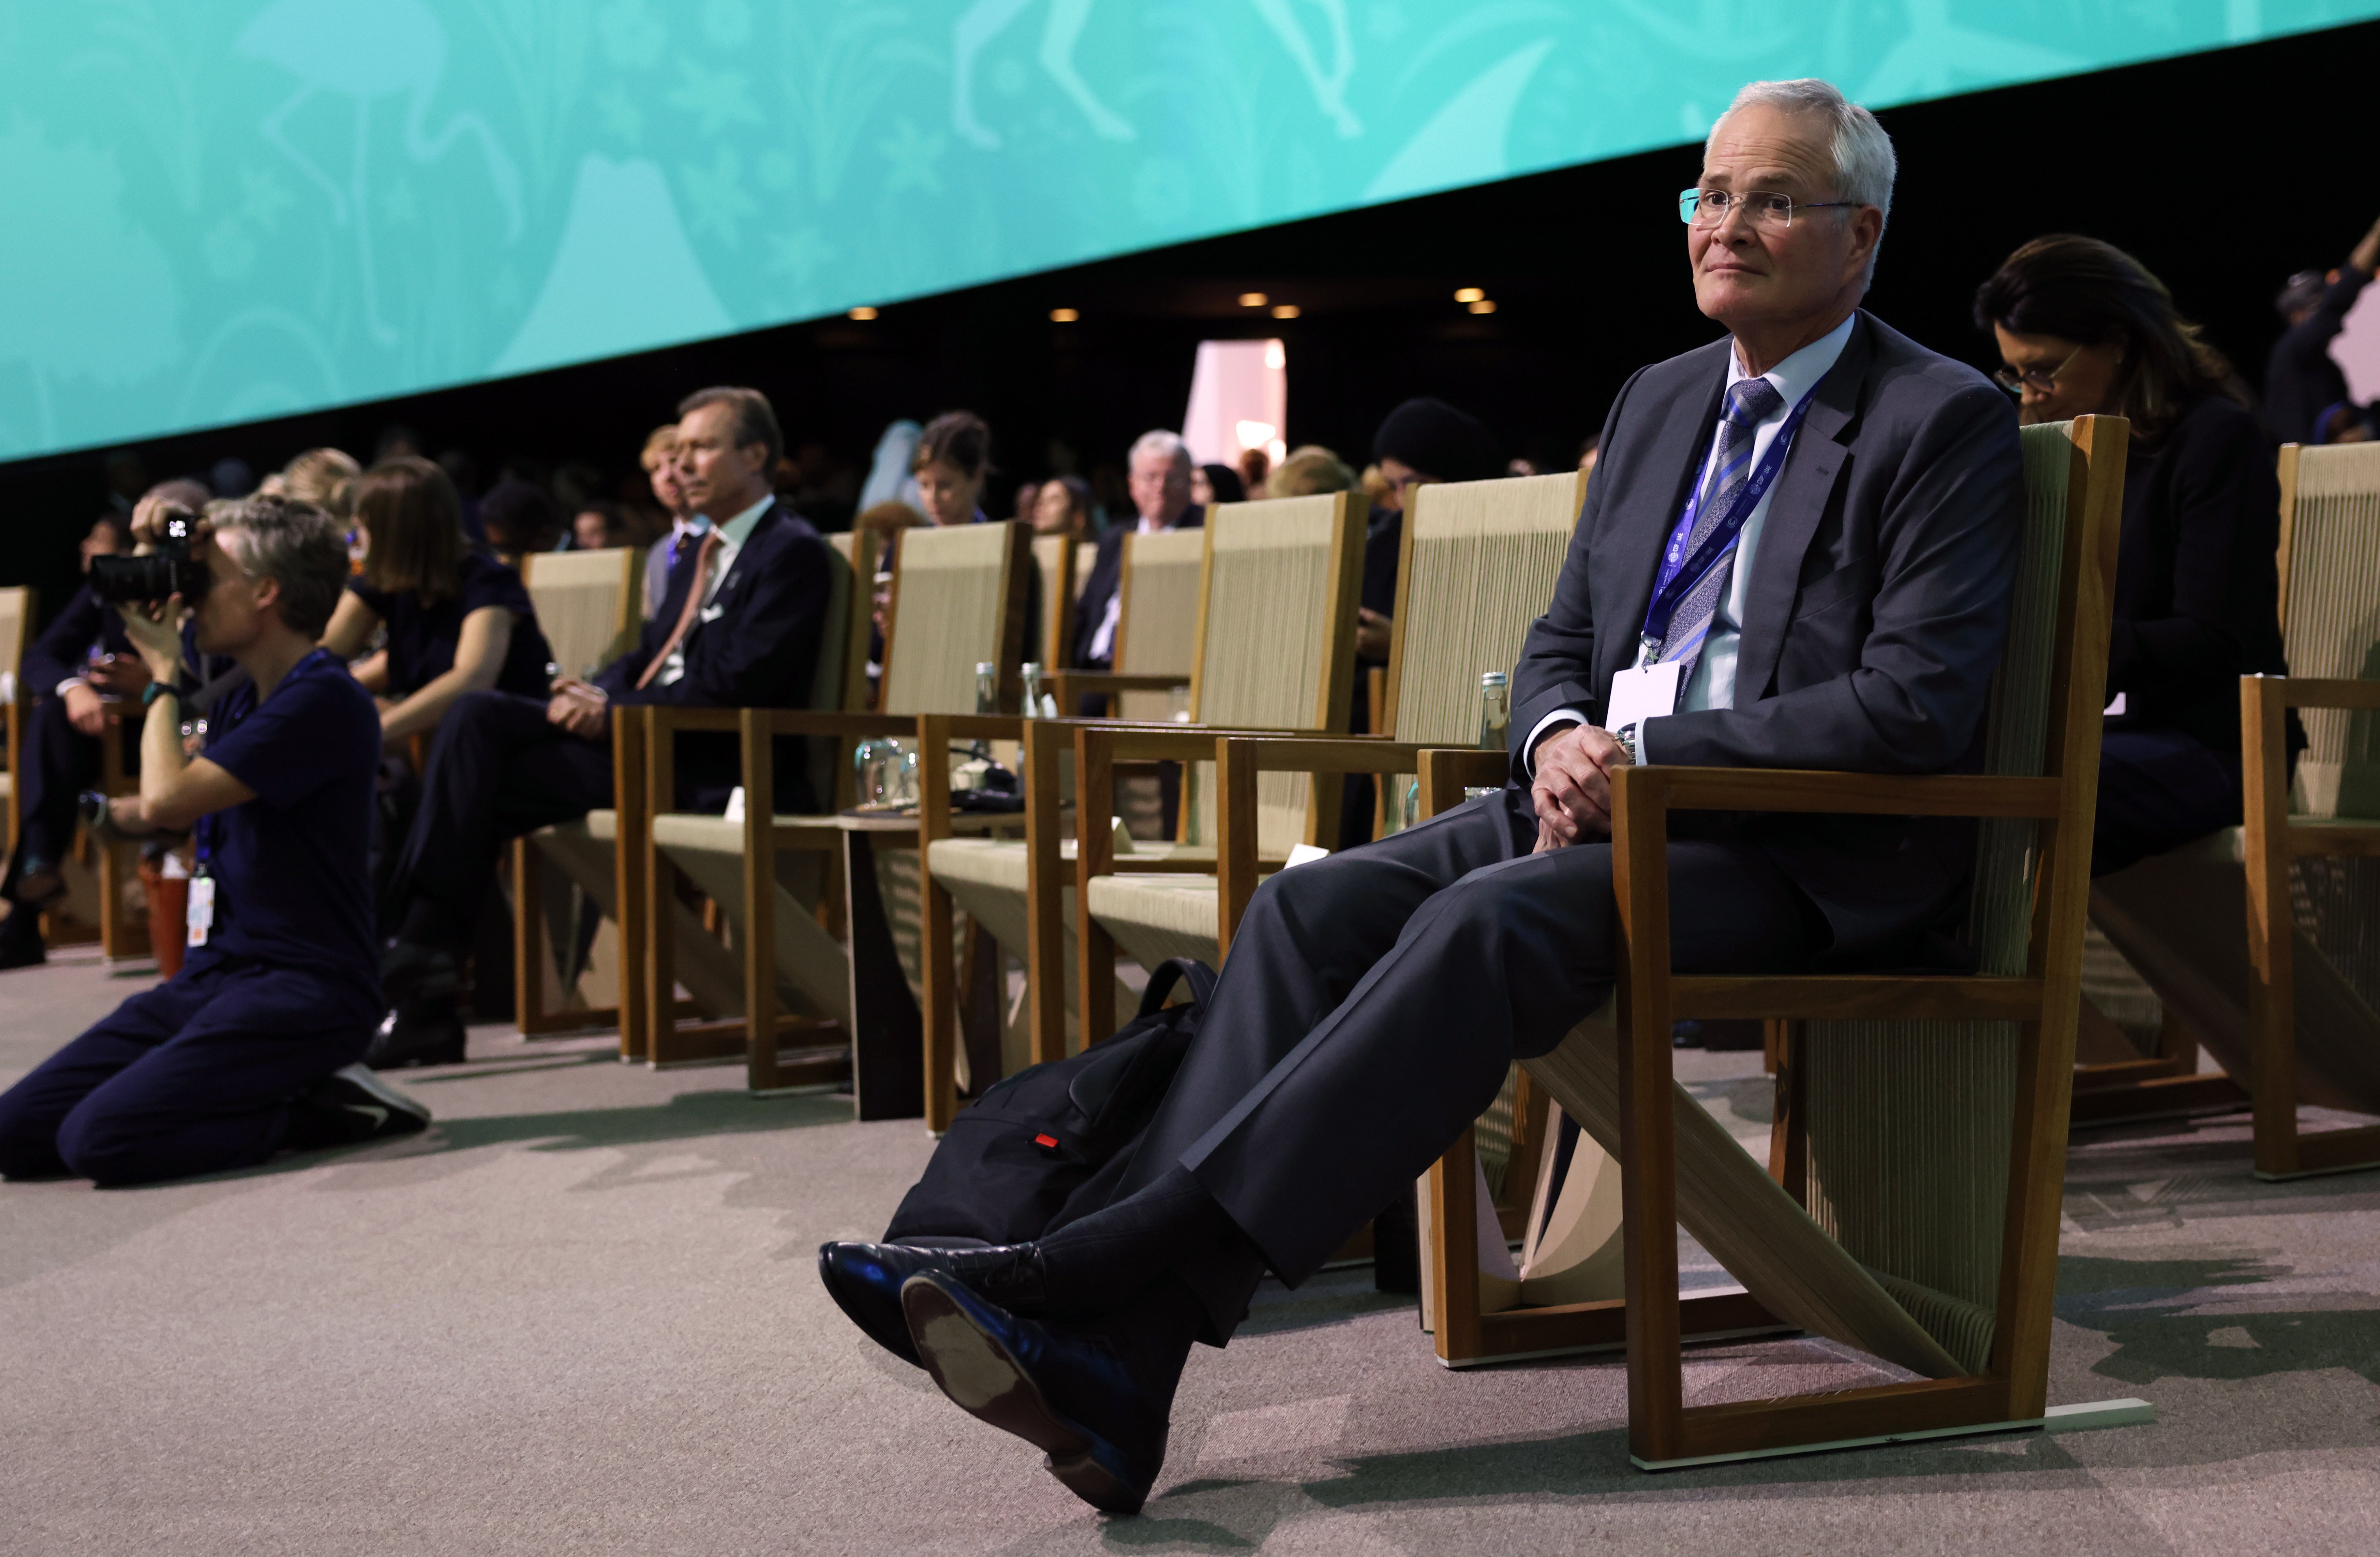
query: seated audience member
[
  {"left": 572, "top": 500, "right": 633, "bottom": 552},
  {"left": 369, "top": 387, "right": 832, "bottom": 1068},
  {"left": 1190, "top": 462, "right": 1245, "bottom": 506},
  {"left": 641, "top": 423, "right": 702, "bottom": 618},
  {"left": 1578, "top": 432, "right": 1602, "bottom": 475},
  {"left": 0, "top": 506, "right": 172, "bottom": 968},
  {"left": 0, "top": 494, "right": 430, "bottom": 1185},
  {"left": 319, "top": 457, "right": 556, "bottom": 744},
  {"left": 1033, "top": 474, "right": 1092, "bottom": 538},
  {"left": 1978, "top": 235, "right": 2287, "bottom": 876},
  {"left": 1338, "top": 398, "right": 1501, "bottom": 845},
  {"left": 912, "top": 411, "right": 995, "bottom": 526},
  {"left": 2316, "top": 400, "right": 2379, "bottom": 443},
  {"left": 1265, "top": 445, "right": 1356, "bottom": 497},
  {"left": 264, "top": 447, "right": 362, "bottom": 517},
  {"left": 1012, "top": 480, "right": 1042, "bottom": 526},
  {"left": 2263, "top": 211, "right": 2380, "bottom": 447},
  {"left": 819, "top": 78, "right": 2026, "bottom": 1516},
  {"left": 1236, "top": 445, "right": 1270, "bottom": 500},
  {"left": 1071, "top": 431, "right": 1199, "bottom": 676},
  {"left": 478, "top": 478, "right": 565, "bottom": 567}
]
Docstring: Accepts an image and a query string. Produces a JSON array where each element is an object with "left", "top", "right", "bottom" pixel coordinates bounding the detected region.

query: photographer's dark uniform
[
  {"left": 0, "top": 649, "right": 384, "bottom": 1185},
  {"left": 0, "top": 585, "right": 139, "bottom": 965}
]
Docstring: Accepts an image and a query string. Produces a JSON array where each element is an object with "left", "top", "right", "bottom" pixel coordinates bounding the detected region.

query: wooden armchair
[
  {"left": 1068, "top": 492, "right": 1367, "bottom": 1039},
  {"left": 1030, "top": 533, "right": 1077, "bottom": 672},
  {"left": 2086, "top": 442, "right": 2380, "bottom": 1175},
  {"left": 1420, "top": 416, "right": 2141, "bottom": 1465},
  {"left": 512, "top": 545, "right": 645, "bottom": 1036},
  {"left": 636, "top": 522, "right": 1030, "bottom": 1107}
]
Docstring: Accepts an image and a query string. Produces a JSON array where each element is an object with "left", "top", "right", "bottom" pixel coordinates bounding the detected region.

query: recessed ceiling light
[
  {"left": 1050, "top": 307, "right": 1079, "bottom": 322},
  {"left": 1466, "top": 299, "right": 1498, "bottom": 315},
  {"left": 847, "top": 306, "right": 878, "bottom": 320},
  {"left": 1271, "top": 303, "right": 1300, "bottom": 319},
  {"left": 1454, "top": 287, "right": 1485, "bottom": 304},
  {"left": 1239, "top": 291, "right": 1269, "bottom": 307}
]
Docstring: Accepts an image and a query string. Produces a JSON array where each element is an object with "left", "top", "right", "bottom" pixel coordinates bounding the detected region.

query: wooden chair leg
[
  {"left": 511, "top": 838, "right": 543, "bottom": 1034},
  {"left": 1426, "top": 1125, "right": 1485, "bottom": 1364}
]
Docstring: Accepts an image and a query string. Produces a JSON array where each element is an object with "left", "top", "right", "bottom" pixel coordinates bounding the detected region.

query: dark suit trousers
[
  {"left": 384, "top": 690, "right": 614, "bottom": 937},
  {"left": 0, "top": 958, "right": 373, "bottom": 1185},
  {"left": 1106, "top": 785, "right": 1823, "bottom": 1341},
  {"left": 2093, "top": 724, "right": 2244, "bottom": 878}
]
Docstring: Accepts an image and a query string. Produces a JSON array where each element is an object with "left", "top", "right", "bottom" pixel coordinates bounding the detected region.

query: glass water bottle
[{"left": 1477, "top": 672, "right": 1511, "bottom": 751}]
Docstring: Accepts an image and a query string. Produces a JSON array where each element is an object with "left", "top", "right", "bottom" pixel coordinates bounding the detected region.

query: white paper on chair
[
  {"left": 1282, "top": 844, "right": 1331, "bottom": 869},
  {"left": 723, "top": 786, "right": 745, "bottom": 823}
]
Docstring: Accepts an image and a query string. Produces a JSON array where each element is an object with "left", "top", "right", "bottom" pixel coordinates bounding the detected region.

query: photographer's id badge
[{"left": 186, "top": 873, "right": 215, "bottom": 948}]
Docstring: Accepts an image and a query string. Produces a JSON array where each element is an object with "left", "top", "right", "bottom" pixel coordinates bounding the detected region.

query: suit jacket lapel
[
  {"left": 1733, "top": 313, "right": 1870, "bottom": 703},
  {"left": 1599, "top": 346, "right": 1728, "bottom": 700}
]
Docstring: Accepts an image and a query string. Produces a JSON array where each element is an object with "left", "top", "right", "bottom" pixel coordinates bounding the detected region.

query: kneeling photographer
[{"left": 0, "top": 494, "right": 430, "bottom": 1186}]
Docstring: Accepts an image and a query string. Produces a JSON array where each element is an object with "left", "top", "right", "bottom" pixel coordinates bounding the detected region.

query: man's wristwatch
[
  {"left": 140, "top": 681, "right": 179, "bottom": 710},
  {"left": 1612, "top": 722, "right": 1640, "bottom": 765}
]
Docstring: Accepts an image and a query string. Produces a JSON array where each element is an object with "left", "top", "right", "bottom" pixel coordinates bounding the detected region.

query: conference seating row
[{"left": 2, "top": 426, "right": 2374, "bottom": 1466}]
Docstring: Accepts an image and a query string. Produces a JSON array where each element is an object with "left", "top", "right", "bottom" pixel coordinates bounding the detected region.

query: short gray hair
[
  {"left": 1127, "top": 429, "right": 1191, "bottom": 471},
  {"left": 208, "top": 493, "right": 350, "bottom": 639},
  {"left": 1710, "top": 78, "right": 1896, "bottom": 283}
]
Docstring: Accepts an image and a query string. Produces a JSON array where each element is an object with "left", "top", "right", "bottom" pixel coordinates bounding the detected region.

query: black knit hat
[{"left": 1371, "top": 397, "right": 1499, "bottom": 483}]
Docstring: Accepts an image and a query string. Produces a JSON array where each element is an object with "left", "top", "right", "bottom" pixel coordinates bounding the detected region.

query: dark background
[{"left": 3, "top": 20, "right": 2371, "bottom": 626}]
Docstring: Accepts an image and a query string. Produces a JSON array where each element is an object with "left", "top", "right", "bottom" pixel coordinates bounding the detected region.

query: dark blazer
[
  {"left": 1068, "top": 506, "right": 1203, "bottom": 669},
  {"left": 593, "top": 500, "right": 832, "bottom": 811},
  {"left": 2107, "top": 392, "right": 2287, "bottom": 752},
  {"left": 24, "top": 584, "right": 135, "bottom": 696},
  {"left": 595, "top": 501, "right": 830, "bottom": 710},
  {"left": 1511, "top": 310, "right": 2025, "bottom": 963}
]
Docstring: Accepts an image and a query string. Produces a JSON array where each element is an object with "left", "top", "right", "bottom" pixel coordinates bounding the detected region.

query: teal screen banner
[{"left": 1, "top": 0, "right": 2370, "bottom": 461}]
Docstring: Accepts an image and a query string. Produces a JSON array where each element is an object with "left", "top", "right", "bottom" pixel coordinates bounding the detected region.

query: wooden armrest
[
  {"left": 1419, "top": 749, "right": 1511, "bottom": 820},
  {"left": 1215, "top": 734, "right": 1434, "bottom": 778},
  {"left": 2257, "top": 675, "right": 2380, "bottom": 712},
  {"left": 1630, "top": 765, "right": 2063, "bottom": 820},
  {"left": 1047, "top": 671, "right": 1191, "bottom": 701},
  {"left": 645, "top": 706, "right": 914, "bottom": 740}
]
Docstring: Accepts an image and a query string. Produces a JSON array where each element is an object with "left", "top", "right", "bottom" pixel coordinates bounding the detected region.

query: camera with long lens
[{"left": 88, "top": 512, "right": 209, "bottom": 606}]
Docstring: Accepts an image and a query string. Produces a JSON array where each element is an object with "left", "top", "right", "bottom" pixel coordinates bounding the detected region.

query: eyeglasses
[
  {"left": 1678, "top": 188, "right": 1858, "bottom": 230},
  {"left": 1992, "top": 345, "right": 2084, "bottom": 397}
]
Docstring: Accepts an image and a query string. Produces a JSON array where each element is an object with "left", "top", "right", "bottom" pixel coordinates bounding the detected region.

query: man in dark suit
[
  {"left": 818, "top": 79, "right": 2026, "bottom": 1515},
  {"left": 370, "top": 387, "right": 831, "bottom": 1066},
  {"left": 1068, "top": 430, "right": 1200, "bottom": 686}
]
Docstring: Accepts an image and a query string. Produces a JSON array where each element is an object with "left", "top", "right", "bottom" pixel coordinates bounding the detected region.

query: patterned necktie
[
  {"left": 636, "top": 528, "right": 723, "bottom": 689},
  {"left": 1659, "top": 374, "right": 1785, "bottom": 681}
]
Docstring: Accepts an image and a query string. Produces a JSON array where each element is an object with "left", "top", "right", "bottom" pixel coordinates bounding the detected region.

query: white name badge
[
  {"left": 1604, "top": 661, "right": 1682, "bottom": 738},
  {"left": 186, "top": 875, "right": 215, "bottom": 948}
]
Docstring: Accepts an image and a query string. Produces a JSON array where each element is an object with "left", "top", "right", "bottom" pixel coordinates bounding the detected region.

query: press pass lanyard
[
  {"left": 1636, "top": 384, "right": 1820, "bottom": 666},
  {"left": 187, "top": 816, "right": 214, "bottom": 948}
]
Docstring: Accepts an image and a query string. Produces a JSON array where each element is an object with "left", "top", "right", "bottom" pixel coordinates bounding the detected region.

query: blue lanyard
[{"left": 1639, "top": 383, "right": 1819, "bottom": 655}]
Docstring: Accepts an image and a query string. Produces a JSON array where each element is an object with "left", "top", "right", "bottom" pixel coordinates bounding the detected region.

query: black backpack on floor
[{"left": 884, "top": 958, "right": 1216, "bottom": 1248}]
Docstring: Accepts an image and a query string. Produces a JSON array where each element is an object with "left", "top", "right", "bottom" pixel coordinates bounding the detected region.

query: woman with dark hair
[
  {"left": 1191, "top": 462, "right": 1246, "bottom": 506},
  {"left": 1031, "top": 474, "right": 1093, "bottom": 537},
  {"left": 911, "top": 411, "right": 994, "bottom": 527},
  {"left": 318, "top": 456, "right": 555, "bottom": 744},
  {"left": 1975, "top": 234, "right": 2288, "bottom": 874}
]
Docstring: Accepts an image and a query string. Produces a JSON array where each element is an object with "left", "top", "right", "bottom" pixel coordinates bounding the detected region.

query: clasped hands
[
  {"left": 547, "top": 677, "right": 610, "bottom": 739},
  {"left": 1528, "top": 720, "right": 1632, "bottom": 853}
]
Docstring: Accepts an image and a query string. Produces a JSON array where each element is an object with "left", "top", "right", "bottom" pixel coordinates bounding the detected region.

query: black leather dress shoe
[
  {"left": 363, "top": 1003, "right": 466, "bottom": 1070},
  {"left": 379, "top": 940, "right": 465, "bottom": 1006},
  {"left": 902, "top": 1272, "right": 1168, "bottom": 1515},
  {"left": 817, "top": 1240, "right": 1051, "bottom": 1368}
]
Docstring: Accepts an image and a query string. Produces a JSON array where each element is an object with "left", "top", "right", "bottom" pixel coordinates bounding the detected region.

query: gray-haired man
[{"left": 822, "top": 78, "right": 2027, "bottom": 1516}]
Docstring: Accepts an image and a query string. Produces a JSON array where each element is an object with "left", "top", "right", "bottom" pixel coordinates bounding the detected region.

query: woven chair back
[
  {"left": 522, "top": 547, "right": 638, "bottom": 682},
  {"left": 880, "top": 522, "right": 1025, "bottom": 717},
  {"left": 1114, "top": 529, "right": 1205, "bottom": 722},
  {"left": 0, "top": 587, "right": 30, "bottom": 685},
  {"left": 2276, "top": 442, "right": 2380, "bottom": 1015},
  {"left": 1796, "top": 419, "right": 2089, "bottom": 1374},
  {"left": 1181, "top": 493, "right": 1361, "bottom": 853}
]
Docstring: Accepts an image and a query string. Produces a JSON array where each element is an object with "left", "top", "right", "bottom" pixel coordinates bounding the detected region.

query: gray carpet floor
[{"left": 6, "top": 948, "right": 2380, "bottom": 1556}]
